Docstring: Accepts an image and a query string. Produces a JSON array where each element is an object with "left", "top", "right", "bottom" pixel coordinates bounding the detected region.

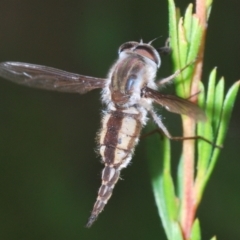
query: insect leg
[
  {"left": 156, "top": 59, "right": 196, "bottom": 86},
  {"left": 149, "top": 109, "right": 222, "bottom": 149},
  {"left": 157, "top": 38, "right": 172, "bottom": 56},
  {"left": 141, "top": 128, "right": 164, "bottom": 140}
]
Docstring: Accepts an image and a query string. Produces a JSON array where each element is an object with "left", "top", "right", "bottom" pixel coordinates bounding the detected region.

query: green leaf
[
  {"left": 205, "top": 80, "right": 240, "bottom": 182},
  {"left": 183, "top": 4, "right": 193, "bottom": 42},
  {"left": 168, "top": 0, "right": 179, "bottom": 68},
  {"left": 206, "top": 68, "right": 217, "bottom": 122},
  {"left": 161, "top": 145, "right": 178, "bottom": 221},
  {"left": 187, "top": 16, "right": 202, "bottom": 64},
  {"left": 150, "top": 136, "right": 179, "bottom": 239},
  {"left": 206, "top": 0, "right": 213, "bottom": 19},
  {"left": 146, "top": 121, "right": 184, "bottom": 240},
  {"left": 170, "top": 4, "right": 203, "bottom": 98},
  {"left": 197, "top": 69, "right": 216, "bottom": 175},
  {"left": 171, "top": 222, "right": 184, "bottom": 240},
  {"left": 216, "top": 80, "right": 240, "bottom": 145},
  {"left": 195, "top": 74, "right": 239, "bottom": 200},
  {"left": 176, "top": 154, "right": 184, "bottom": 200},
  {"left": 145, "top": 124, "right": 172, "bottom": 239},
  {"left": 212, "top": 77, "right": 225, "bottom": 134},
  {"left": 178, "top": 17, "right": 188, "bottom": 69},
  {"left": 190, "top": 218, "right": 201, "bottom": 240},
  {"left": 209, "top": 236, "right": 217, "bottom": 240}
]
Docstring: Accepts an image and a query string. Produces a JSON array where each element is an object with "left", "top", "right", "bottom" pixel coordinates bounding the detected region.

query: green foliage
[
  {"left": 168, "top": 0, "right": 203, "bottom": 98},
  {"left": 190, "top": 219, "right": 201, "bottom": 240},
  {"left": 196, "top": 72, "right": 240, "bottom": 202},
  {"left": 146, "top": 0, "right": 239, "bottom": 239}
]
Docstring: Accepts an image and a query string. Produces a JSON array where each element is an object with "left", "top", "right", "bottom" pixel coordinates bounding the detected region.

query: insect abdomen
[
  {"left": 86, "top": 109, "right": 142, "bottom": 227},
  {"left": 100, "top": 110, "right": 142, "bottom": 167}
]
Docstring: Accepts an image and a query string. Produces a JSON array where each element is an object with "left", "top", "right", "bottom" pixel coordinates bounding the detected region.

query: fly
[{"left": 0, "top": 40, "right": 212, "bottom": 227}]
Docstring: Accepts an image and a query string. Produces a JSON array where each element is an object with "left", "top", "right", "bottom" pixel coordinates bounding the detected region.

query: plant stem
[{"left": 180, "top": 0, "right": 208, "bottom": 238}]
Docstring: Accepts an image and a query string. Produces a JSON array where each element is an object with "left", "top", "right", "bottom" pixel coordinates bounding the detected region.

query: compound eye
[
  {"left": 134, "top": 45, "right": 160, "bottom": 66},
  {"left": 118, "top": 41, "right": 138, "bottom": 53}
]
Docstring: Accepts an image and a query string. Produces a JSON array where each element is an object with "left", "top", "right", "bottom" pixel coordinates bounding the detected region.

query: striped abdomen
[{"left": 86, "top": 108, "right": 142, "bottom": 227}]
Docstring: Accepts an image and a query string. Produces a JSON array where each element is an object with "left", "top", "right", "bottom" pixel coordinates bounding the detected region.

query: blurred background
[{"left": 0, "top": 0, "right": 239, "bottom": 239}]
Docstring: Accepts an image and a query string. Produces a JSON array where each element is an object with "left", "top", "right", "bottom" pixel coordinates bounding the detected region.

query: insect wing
[
  {"left": 144, "top": 87, "right": 206, "bottom": 122},
  {"left": 0, "top": 62, "right": 106, "bottom": 93}
]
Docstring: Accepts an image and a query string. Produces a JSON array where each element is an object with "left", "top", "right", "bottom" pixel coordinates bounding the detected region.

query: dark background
[{"left": 0, "top": 0, "right": 239, "bottom": 239}]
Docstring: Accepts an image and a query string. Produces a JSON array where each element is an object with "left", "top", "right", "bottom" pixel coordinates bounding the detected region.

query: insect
[{"left": 0, "top": 40, "right": 209, "bottom": 227}]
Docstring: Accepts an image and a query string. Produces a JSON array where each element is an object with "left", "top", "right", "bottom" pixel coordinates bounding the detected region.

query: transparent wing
[
  {"left": 143, "top": 87, "right": 206, "bottom": 122},
  {"left": 0, "top": 62, "right": 106, "bottom": 93}
]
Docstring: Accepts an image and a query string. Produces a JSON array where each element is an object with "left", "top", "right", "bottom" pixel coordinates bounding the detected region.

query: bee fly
[{"left": 0, "top": 40, "right": 212, "bottom": 227}]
